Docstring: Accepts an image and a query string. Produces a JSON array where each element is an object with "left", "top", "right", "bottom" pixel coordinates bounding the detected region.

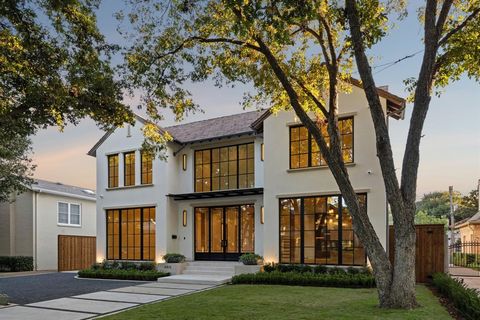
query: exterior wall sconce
[
  {"left": 260, "top": 206, "right": 264, "bottom": 224},
  {"left": 261, "top": 143, "right": 264, "bottom": 161},
  {"left": 182, "top": 154, "right": 187, "bottom": 171},
  {"left": 182, "top": 210, "right": 187, "bottom": 227}
]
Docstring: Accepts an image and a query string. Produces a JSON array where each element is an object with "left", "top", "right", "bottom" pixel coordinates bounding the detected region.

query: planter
[
  {"left": 157, "top": 262, "right": 187, "bottom": 275},
  {"left": 0, "top": 294, "right": 8, "bottom": 306},
  {"left": 235, "top": 264, "right": 263, "bottom": 275}
]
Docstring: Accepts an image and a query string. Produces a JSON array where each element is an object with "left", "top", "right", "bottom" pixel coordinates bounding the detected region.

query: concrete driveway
[{"left": 0, "top": 272, "right": 145, "bottom": 304}]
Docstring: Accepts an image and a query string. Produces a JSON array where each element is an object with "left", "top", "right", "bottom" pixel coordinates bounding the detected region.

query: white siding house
[
  {"left": 0, "top": 179, "right": 96, "bottom": 270},
  {"left": 89, "top": 81, "right": 405, "bottom": 266}
]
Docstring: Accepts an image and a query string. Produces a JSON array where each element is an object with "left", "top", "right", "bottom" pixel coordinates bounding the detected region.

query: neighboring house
[
  {"left": 0, "top": 179, "right": 96, "bottom": 270},
  {"left": 454, "top": 182, "right": 480, "bottom": 243},
  {"left": 89, "top": 82, "right": 406, "bottom": 266}
]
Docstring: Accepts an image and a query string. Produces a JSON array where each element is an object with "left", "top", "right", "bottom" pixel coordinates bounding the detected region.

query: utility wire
[{"left": 351, "top": 49, "right": 424, "bottom": 75}]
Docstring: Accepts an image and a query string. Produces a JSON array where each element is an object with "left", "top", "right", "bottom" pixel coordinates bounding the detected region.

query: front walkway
[
  {"left": 449, "top": 266, "right": 480, "bottom": 293},
  {"left": 0, "top": 278, "right": 219, "bottom": 319}
]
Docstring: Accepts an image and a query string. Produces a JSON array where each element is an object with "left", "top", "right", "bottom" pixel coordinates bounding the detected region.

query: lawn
[{"left": 103, "top": 284, "right": 452, "bottom": 320}]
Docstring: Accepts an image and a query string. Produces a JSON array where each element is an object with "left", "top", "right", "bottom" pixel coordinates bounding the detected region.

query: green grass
[{"left": 103, "top": 285, "right": 452, "bottom": 320}]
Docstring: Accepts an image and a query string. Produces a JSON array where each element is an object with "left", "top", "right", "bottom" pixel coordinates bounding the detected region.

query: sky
[{"left": 31, "top": 1, "right": 480, "bottom": 198}]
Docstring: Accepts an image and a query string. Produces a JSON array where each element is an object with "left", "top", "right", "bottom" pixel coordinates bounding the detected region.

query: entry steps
[{"left": 157, "top": 261, "right": 241, "bottom": 285}]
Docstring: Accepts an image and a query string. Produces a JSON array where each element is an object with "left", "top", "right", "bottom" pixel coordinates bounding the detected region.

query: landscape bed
[{"left": 77, "top": 260, "right": 169, "bottom": 281}]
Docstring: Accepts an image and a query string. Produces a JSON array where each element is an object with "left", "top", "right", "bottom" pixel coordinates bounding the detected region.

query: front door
[{"left": 194, "top": 205, "right": 254, "bottom": 261}]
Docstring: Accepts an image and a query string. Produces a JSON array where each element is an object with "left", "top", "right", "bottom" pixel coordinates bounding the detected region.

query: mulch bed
[{"left": 427, "top": 284, "right": 463, "bottom": 320}]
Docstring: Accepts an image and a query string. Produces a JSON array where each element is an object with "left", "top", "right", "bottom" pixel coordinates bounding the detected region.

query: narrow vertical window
[
  {"left": 182, "top": 154, "right": 187, "bottom": 171},
  {"left": 141, "top": 151, "right": 153, "bottom": 184},
  {"left": 124, "top": 152, "right": 135, "bottom": 186},
  {"left": 108, "top": 154, "right": 119, "bottom": 188},
  {"left": 261, "top": 143, "right": 264, "bottom": 161}
]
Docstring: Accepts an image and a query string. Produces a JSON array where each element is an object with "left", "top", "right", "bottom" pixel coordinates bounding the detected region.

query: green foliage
[
  {"left": 0, "top": 293, "right": 8, "bottom": 306},
  {"left": 432, "top": 273, "right": 480, "bottom": 320},
  {"left": 416, "top": 190, "right": 478, "bottom": 222},
  {"left": 414, "top": 211, "right": 448, "bottom": 226},
  {"left": 0, "top": 132, "right": 35, "bottom": 202},
  {"left": 78, "top": 269, "right": 169, "bottom": 281},
  {"left": 452, "top": 253, "right": 480, "bottom": 269},
  {"left": 231, "top": 271, "right": 376, "bottom": 288},
  {"left": 94, "top": 260, "right": 157, "bottom": 271},
  {"left": 0, "top": 256, "right": 34, "bottom": 272},
  {"left": 163, "top": 253, "right": 186, "bottom": 263},
  {"left": 262, "top": 263, "right": 371, "bottom": 276},
  {"left": 239, "top": 253, "right": 263, "bottom": 265}
]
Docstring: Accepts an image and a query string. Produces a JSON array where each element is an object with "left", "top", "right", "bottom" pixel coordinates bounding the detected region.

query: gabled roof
[
  {"left": 30, "top": 179, "right": 96, "bottom": 201},
  {"left": 455, "top": 211, "right": 480, "bottom": 229}
]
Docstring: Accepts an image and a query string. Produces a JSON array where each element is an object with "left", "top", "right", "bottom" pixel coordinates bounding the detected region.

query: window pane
[
  {"left": 58, "top": 202, "right": 69, "bottom": 224},
  {"left": 70, "top": 204, "right": 80, "bottom": 225},
  {"left": 241, "top": 205, "right": 255, "bottom": 252},
  {"left": 124, "top": 152, "right": 135, "bottom": 186}
]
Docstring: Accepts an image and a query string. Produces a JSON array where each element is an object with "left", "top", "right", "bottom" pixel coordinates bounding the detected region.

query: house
[
  {"left": 0, "top": 179, "right": 96, "bottom": 270},
  {"left": 88, "top": 82, "right": 405, "bottom": 266}
]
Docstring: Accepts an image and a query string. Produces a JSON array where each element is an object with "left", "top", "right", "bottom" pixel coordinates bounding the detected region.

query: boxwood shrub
[
  {"left": 263, "top": 263, "right": 371, "bottom": 276},
  {"left": 163, "top": 253, "right": 186, "bottom": 263},
  {"left": 78, "top": 269, "right": 169, "bottom": 281},
  {"left": 0, "top": 256, "right": 34, "bottom": 272},
  {"left": 432, "top": 273, "right": 480, "bottom": 320},
  {"left": 231, "top": 271, "right": 375, "bottom": 288}
]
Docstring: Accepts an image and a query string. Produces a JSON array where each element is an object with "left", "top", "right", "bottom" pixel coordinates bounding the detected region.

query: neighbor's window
[
  {"left": 194, "top": 143, "right": 255, "bottom": 192},
  {"left": 108, "top": 154, "right": 119, "bottom": 188},
  {"left": 124, "top": 152, "right": 136, "bottom": 186},
  {"left": 58, "top": 202, "right": 81, "bottom": 226},
  {"left": 141, "top": 151, "right": 153, "bottom": 185},
  {"left": 106, "top": 207, "right": 156, "bottom": 261},
  {"left": 290, "top": 117, "right": 353, "bottom": 169}
]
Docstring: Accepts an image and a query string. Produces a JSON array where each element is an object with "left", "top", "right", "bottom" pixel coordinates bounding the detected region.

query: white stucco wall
[
  {"left": 262, "top": 86, "right": 389, "bottom": 263},
  {"left": 34, "top": 192, "right": 96, "bottom": 270}
]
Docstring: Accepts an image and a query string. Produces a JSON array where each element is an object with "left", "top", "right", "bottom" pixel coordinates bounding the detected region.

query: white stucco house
[
  {"left": 88, "top": 82, "right": 405, "bottom": 267},
  {"left": 0, "top": 179, "right": 96, "bottom": 270}
]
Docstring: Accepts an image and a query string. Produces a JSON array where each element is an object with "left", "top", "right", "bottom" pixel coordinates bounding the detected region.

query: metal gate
[{"left": 448, "top": 242, "right": 480, "bottom": 277}]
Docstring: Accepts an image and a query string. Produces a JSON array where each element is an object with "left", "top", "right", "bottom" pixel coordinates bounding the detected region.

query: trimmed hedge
[
  {"left": 231, "top": 271, "right": 376, "bottom": 288},
  {"left": 263, "top": 263, "right": 371, "bottom": 276},
  {"left": 78, "top": 269, "right": 169, "bottom": 281},
  {"left": 432, "top": 273, "right": 480, "bottom": 320},
  {"left": 239, "top": 253, "right": 263, "bottom": 265},
  {"left": 0, "top": 256, "right": 34, "bottom": 272},
  {"left": 163, "top": 253, "right": 186, "bottom": 263}
]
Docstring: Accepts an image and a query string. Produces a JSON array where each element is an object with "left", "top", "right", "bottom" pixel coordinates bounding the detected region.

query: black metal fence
[{"left": 449, "top": 242, "right": 480, "bottom": 277}]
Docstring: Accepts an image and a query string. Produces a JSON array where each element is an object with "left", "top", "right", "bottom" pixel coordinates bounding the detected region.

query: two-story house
[{"left": 88, "top": 82, "right": 405, "bottom": 267}]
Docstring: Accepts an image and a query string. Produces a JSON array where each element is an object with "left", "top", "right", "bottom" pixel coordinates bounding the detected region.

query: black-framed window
[
  {"left": 124, "top": 152, "right": 135, "bottom": 186},
  {"left": 141, "top": 151, "right": 153, "bottom": 185},
  {"left": 290, "top": 117, "right": 354, "bottom": 169},
  {"left": 108, "top": 154, "right": 119, "bottom": 188},
  {"left": 279, "top": 194, "right": 366, "bottom": 266},
  {"left": 195, "top": 143, "right": 254, "bottom": 192},
  {"left": 106, "top": 207, "right": 156, "bottom": 261}
]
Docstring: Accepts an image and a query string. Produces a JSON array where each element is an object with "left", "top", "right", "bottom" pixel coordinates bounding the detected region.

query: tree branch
[
  {"left": 290, "top": 76, "right": 329, "bottom": 117},
  {"left": 436, "top": 0, "right": 453, "bottom": 36},
  {"left": 438, "top": 7, "right": 480, "bottom": 47}
]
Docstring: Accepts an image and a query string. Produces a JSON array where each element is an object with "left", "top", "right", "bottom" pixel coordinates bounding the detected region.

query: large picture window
[
  {"left": 290, "top": 117, "right": 353, "bottom": 169},
  {"left": 124, "top": 152, "right": 136, "bottom": 186},
  {"left": 195, "top": 143, "right": 254, "bottom": 192},
  {"left": 108, "top": 154, "right": 119, "bottom": 188},
  {"left": 279, "top": 194, "right": 366, "bottom": 266},
  {"left": 106, "top": 207, "right": 156, "bottom": 261}
]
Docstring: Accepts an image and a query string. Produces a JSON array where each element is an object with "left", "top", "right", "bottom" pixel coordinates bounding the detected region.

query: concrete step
[
  {"left": 184, "top": 266, "right": 234, "bottom": 272},
  {"left": 157, "top": 274, "right": 231, "bottom": 285},
  {"left": 182, "top": 270, "right": 233, "bottom": 276}
]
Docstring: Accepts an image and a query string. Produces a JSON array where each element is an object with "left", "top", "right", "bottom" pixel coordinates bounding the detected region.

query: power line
[{"left": 351, "top": 49, "right": 424, "bottom": 75}]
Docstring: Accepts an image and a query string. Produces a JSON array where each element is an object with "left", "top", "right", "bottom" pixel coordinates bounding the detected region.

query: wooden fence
[
  {"left": 389, "top": 224, "right": 445, "bottom": 283},
  {"left": 58, "top": 235, "right": 96, "bottom": 271}
]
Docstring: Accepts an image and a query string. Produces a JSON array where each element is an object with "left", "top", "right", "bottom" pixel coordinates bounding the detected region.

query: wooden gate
[
  {"left": 389, "top": 224, "right": 445, "bottom": 283},
  {"left": 58, "top": 235, "right": 96, "bottom": 271}
]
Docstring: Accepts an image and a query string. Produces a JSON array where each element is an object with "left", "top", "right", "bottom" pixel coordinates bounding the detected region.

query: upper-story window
[
  {"left": 141, "top": 151, "right": 153, "bottom": 184},
  {"left": 108, "top": 154, "right": 119, "bottom": 188},
  {"left": 58, "top": 202, "right": 81, "bottom": 226},
  {"left": 290, "top": 117, "right": 353, "bottom": 169},
  {"left": 195, "top": 143, "right": 255, "bottom": 192},
  {"left": 124, "top": 152, "right": 136, "bottom": 186}
]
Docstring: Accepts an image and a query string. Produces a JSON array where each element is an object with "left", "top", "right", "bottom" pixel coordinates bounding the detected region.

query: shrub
[
  {"left": 78, "top": 269, "right": 169, "bottom": 281},
  {"left": 432, "top": 273, "right": 480, "bottom": 320},
  {"left": 0, "top": 293, "right": 9, "bottom": 306},
  {"left": 120, "top": 262, "right": 137, "bottom": 270},
  {"left": 138, "top": 262, "right": 156, "bottom": 271},
  {"left": 313, "top": 265, "right": 328, "bottom": 274},
  {"left": 239, "top": 253, "right": 263, "bottom": 265},
  {"left": 232, "top": 271, "right": 375, "bottom": 288},
  {"left": 328, "top": 267, "right": 347, "bottom": 275},
  {"left": 263, "top": 262, "right": 277, "bottom": 272},
  {"left": 163, "top": 253, "right": 186, "bottom": 263},
  {"left": 0, "top": 256, "right": 34, "bottom": 272}
]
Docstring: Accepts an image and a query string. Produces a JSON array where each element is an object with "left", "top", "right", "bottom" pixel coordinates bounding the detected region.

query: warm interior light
[
  {"left": 260, "top": 206, "right": 264, "bottom": 224},
  {"left": 261, "top": 143, "right": 265, "bottom": 161},
  {"left": 183, "top": 209, "right": 187, "bottom": 227},
  {"left": 182, "top": 154, "right": 187, "bottom": 171}
]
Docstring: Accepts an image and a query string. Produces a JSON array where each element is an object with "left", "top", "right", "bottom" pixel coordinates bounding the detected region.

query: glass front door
[{"left": 195, "top": 205, "right": 254, "bottom": 261}]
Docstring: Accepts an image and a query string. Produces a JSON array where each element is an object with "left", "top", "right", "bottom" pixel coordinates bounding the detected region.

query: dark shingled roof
[
  {"left": 30, "top": 179, "right": 96, "bottom": 200},
  {"left": 164, "top": 110, "right": 266, "bottom": 144}
]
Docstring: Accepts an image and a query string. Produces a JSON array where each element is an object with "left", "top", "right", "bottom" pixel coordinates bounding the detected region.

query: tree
[
  {"left": 120, "top": 0, "right": 479, "bottom": 308},
  {"left": 0, "top": 130, "right": 34, "bottom": 202},
  {"left": 414, "top": 210, "right": 448, "bottom": 226},
  {"left": 416, "top": 190, "right": 479, "bottom": 222},
  {"left": 0, "top": 0, "right": 133, "bottom": 195}
]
